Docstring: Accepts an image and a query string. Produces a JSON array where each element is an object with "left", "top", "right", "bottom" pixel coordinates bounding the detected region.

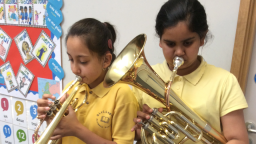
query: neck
[{"left": 88, "top": 70, "right": 107, "bottom": 89}]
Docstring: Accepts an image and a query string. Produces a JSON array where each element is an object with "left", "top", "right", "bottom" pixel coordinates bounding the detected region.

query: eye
[
  {"left": 183, "top": 41, "right": 193, "bottom": 47},
  {"left": 166, "top": 42, "right": 176, "bottom": 48},
  {"left": 68, "top": 59, "right": 73, "bottom": 62},
  {"left": 80, "top": 61, "right": 88, "bottom": 65}
]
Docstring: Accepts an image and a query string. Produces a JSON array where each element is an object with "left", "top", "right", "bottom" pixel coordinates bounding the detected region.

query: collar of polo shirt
[
  {"left": 78, "top": 82, "right": 111, "bottom": 98},
  {"left": 163, "top": 55, "right": 206, "bottom": 86}
]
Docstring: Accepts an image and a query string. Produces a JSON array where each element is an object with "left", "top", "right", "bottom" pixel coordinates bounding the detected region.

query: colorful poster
[
  {"left": 33, "top": 0, "right": 47, "bottom": 26},
  {"left": 12, "top": 97, "right": 28, "bottom": 128},
  {"left": 38, "top": 77, "right": 60, "bottom": 99},
  {"left": 0, "top": 27, "right": 12, "bottom": 62},
  {"left": 32, "top": 30, "right": 55, "bottom": 67},
  {"left": 0, "top": 94, "right": 13, "bottom": 123},
  {"left": 0, "top": 122, "right": 14, "bottom": 144},
  {"left": 16, "top": 64, "right": 34, "bottom": 97},
  {"left": 0, "top": 0, "right": 5, "bottom": 24},
  {"left": 5, "top": 0, "right": 19, "bottom": 25},
  {"left": 14, "top": 29, "right": 34, "bottom": 64},
  {"left": 0, "top": 61, "right": 18, "bottom": 92},
  {"left": 18, "top": 0, "right": 33, "bottom": 26}
]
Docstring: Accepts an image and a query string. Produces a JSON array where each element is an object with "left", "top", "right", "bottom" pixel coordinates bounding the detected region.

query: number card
[
  {"left": 0, "top": 28, "right": 12, "bottom": 62},
  {"left": 0, "top": 94, "right": 13, "bottom": 123},
  {"left": 16, "top": 64, "right": 34, "bottom": 97},
  {"left": 14, "top": 29, "right": 34, "bottom": 64},
  {"left": 0, "top": 122, "right": 14, "bottom": 144},
  {"left": 26, "top": 101, "right": 44, "bottom": 131},
  {"left": 5, "top": 0, "right": 19, "bottom": 25},
  {"left": 0, "top": 0, "right": 5, "bottom": 24},
  {"left": 0, "top": 61, "right": 18, "bottom": 92},
  {"left": 18, "top": 0, "right": 33, "bottom": 26},
  {"left": 28, "top": 129, "right": 42, "bottom": 144},
  {"left": 12, "top": 97, "right": 27, "bottom": 128},
  {"left": 32, "top": 30, "right": 55, "bottom": 67},
  {"left": 13, "top": 125, "right": 28, "bottom": 144}
]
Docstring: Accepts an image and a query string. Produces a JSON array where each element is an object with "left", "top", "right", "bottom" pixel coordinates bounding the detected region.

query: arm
[
  {"left": 50, "top": 106, "right": 117, "bottom": 144},
  {"left": 221, "top": 109, "right": 249, "bottom": 144}
]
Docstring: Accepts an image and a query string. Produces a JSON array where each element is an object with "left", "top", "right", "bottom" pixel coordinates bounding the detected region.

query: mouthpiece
[{"left": 173, "top": 57, "right": 184, "bottom": 70}]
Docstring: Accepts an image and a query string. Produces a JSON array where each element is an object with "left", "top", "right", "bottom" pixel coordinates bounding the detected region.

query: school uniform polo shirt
[
  {"left": 132, "top": 56, "right": 248, "bottom": 139},
  {"left": 62, "top": 82, "right": 138, "bottom": 144}
]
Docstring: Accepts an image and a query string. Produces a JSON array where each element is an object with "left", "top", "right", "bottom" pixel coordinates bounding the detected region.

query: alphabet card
[
  {"left": 0, "top": 94, "right": 13, "bottom": 123},
  {"left": 32, "top": 30, "right": 55, "bottom": 67},
  {"left": 12, "top": 97, "right": 27, "bottom": 128},
  {"left": 16, "top": 64, "right": 34, "bottom": 97},
  {"left": 14, "top": 29, "right": 34, "bottom": 64},
  {"left": 18, "top": 0, "right": 33, "bottom": 26},
  {"left": 0, "top": 28, "right": 12, "bottom": 62},
  {"left": 5, "top": 0, "right": 19, "bottom": 25},
  {"left": 0, "top": 61, "right": 18, "bottom": 92},
  {"left": 0, "top": 0, "right": 5, "bottom": 24}
]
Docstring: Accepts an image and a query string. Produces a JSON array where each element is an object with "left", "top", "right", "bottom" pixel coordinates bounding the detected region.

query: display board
[{"left": 0, "top": 0, "right": 62, "bottom": 143}]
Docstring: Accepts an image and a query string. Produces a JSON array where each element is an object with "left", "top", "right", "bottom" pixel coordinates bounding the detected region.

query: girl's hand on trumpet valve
[
  {"left": 37, "top": 94, "right": 56, "bottom": 124},
  {"left": 50, "top": 105, "right": 80, "bottom": 140},
  {"left": 131, "top": 104, "right": 163, "bottom": 140},
  {"left": 36, "top": 93, "right": 69, "bottom": 125}
]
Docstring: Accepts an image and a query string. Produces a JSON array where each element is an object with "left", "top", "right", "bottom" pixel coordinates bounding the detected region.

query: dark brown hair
[{"left": 66, "top": 18, "right": 116, "bottom": 64}]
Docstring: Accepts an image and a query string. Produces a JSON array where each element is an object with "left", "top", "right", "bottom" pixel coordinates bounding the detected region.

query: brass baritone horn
[
  {"left": 34, "top": 76, "right": 88, "bottom": 144},
  {"left": 104, "top": 34, "right": 227, "bottom": 144}
]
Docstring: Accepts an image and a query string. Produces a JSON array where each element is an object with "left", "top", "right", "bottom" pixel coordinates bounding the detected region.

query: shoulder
[
  {"left": 109, "top": 83, "right": 138, "bottom": 105},
  {"left": 204, "top": 62, "right": 236, "bottom": 83}
]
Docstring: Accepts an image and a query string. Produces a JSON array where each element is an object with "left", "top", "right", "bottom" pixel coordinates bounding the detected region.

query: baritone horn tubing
[{"left": 104, "top": 34, "right": 227, "bottom": 144}]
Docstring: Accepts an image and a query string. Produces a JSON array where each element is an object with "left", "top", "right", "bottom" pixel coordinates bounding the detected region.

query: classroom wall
[{"left": 61, "top": 0, "right": 241, "bottom": 86}]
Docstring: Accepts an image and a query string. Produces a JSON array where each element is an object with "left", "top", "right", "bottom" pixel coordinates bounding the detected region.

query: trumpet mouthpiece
[
  {"left": 173, "top": 57, "right": 184, "bottom": 68},
  {"left": 76, "top": 76, "right": 82, "bottom": 82}
]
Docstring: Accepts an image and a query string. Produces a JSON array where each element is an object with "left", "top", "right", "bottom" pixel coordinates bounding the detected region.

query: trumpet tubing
[
  {"left": 104, "top": 34, "right": 227, "bottom": 144},
  {"left": 34, "top": 76, "right": 84, "bottom": 144}
]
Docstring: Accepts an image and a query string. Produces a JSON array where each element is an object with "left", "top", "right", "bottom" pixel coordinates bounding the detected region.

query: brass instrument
[
  {"left": 34, "top": 76, "right": 88, "bottom": 144},
  {"left": 104, "top": 34, "right": 227, "bottom": 144}
]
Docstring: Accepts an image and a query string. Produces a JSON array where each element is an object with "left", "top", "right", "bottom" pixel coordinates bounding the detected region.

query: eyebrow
[
  {"left": 66, "top": 52, "right": 89, "bottom": 57},
  {"left": 163, "top": 37, "right": 196, "bottom": 43}
]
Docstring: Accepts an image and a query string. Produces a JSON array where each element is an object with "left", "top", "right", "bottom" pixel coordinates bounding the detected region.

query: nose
[
  {"left": 71, "top": 63, "right": 81, "bottom": 75},
  {"left": 174, "top": 47, "right": 185, "bottom": 57}
]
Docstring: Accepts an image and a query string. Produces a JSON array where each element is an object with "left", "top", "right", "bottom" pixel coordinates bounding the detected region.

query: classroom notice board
[{"left": 0, "top": 1, "right": 63, "bottom": 142}]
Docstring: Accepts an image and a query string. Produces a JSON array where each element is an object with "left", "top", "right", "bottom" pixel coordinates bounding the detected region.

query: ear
[
  {"left": 159, "top": 39, "right": 163, "bottom": 48},
  {"left": 200, "top": 38, "right": 205, "bottom": 46},
  {"left": 103, "top": 51, "right": 112, "bottom": 69}
]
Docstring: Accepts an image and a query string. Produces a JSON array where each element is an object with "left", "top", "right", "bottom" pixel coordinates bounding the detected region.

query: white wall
[{"left": 61, "top": 0, "right": 241, "bottom": 86}]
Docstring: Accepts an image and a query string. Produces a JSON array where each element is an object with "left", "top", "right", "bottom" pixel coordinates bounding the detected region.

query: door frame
[{"left": 231, "top": 0, "right": 256, "bottom": 92}]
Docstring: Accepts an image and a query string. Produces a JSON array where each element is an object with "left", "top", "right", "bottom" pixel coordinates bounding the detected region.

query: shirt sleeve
[
  {"left": 220, "top": 73, "right": 248, "bottom": 117},
  {"left": 132, "top": 86, "right": 144, "bottom": 111},
  {"left": 112, "top": 85, "right": 139, "bottom": 144}
]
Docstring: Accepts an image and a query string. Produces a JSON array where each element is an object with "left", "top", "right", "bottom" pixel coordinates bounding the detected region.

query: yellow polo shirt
[
  {"left": 62, "top": 82, "right": 138, "bottom": 144},
  {"left": 132, "top": 56, "right": 248, "bottom": 143}
]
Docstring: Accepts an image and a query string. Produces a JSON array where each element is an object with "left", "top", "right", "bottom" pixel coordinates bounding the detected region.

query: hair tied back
[{"left": 108, "top": 39, "right": 112, "bottom": 49}]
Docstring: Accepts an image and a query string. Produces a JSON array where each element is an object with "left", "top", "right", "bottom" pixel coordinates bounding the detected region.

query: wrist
[{"left": 72, "top": 122, "right": 84, "bottom": 137}]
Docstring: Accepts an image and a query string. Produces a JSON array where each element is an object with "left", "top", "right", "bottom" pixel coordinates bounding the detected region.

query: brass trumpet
[
  {"left": 34, "top": 76, "right": 88, "bottom": 144},
  {"left": 104, "top": 34, "right": 227, "bottom": 144}
]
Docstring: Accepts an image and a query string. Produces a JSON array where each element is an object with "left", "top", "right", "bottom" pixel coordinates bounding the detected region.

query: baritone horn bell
[{"left": 104, "top": 34, "right": 227, "bottom": 144}]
